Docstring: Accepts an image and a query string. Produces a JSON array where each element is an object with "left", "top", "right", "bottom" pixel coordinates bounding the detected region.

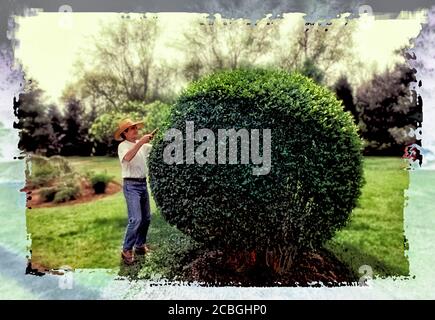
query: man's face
[{"left": 124, "top": 125, "right": 139, "bottom": 141}]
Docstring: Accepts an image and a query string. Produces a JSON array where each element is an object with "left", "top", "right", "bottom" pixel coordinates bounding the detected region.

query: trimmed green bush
[
  {"left": 89, "top": 171, "right": 114, "bottom": 194},
  {"left": 149, "top": 68, "right": 364, "bottom": 260}
]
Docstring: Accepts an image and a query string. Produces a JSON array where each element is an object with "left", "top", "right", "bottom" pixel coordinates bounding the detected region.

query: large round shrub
[{"left": 149, "top": 68, "right": 363, "bottom": 256}]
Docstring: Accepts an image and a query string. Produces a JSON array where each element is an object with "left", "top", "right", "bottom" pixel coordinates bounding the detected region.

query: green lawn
[
  {"left": 66, "top": 156, "right": 123, "bottom": 183},
  {"left": 325, "top": 157, "right": 409, "bottom": 277},
  {"left": 26, "top": 156, "right": 409, "bottom": 278},
  {"left": 26, "top": 157, "right": 184, "bottom": 269}
]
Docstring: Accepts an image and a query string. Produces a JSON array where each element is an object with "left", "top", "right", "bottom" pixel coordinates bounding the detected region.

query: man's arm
[{"left": 123, "top": 134, "right": 153, "bottom": 162}]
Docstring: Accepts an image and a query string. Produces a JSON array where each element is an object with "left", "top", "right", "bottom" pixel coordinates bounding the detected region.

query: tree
[
  {"left": 13, "top": 81, "right": 53, "bottom": 155},
  {"left": 90, "top": 112, "right": 125, "bottom": 156},
  {"left": 143, "top": 101, "right": 172, "bottom": 133},
  {"left": 275, "top": 16, "right": 359, "bottom": 85},
  {"left": 299, "top": 58, "right": 325, "bottom": 84},
  {"left": 356, "top": 62, "right": 420, "bottom": 155},
  {"left": 176, "top": 14, "right": 280, "bottom": 82},
  {"left": 70, "top": 17, "right": 175, "bottom": 113},
  {"left": 46, "top": 105, "right": 65, "bottom": 156},
  {"left": 333, "top": 76, "right": 358, "bottom": 124},
  {"left": 61, "top": 97, "right": 91, "bottom": 156}
]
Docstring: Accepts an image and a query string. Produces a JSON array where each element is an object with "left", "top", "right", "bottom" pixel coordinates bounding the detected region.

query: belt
[{"left": 123, "top": 177, "right": 147, "bottom": 182}]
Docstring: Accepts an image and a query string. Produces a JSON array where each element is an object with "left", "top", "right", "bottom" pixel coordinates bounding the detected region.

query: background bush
[
  {"left": 89, "top": 171, "right": 114, "bottom": 194},
  {"left": 39, "top": 186, "right": 59, "bottom": 202},
  {"left": 356, "top": 63, "right": 420, "bottom": 155},
  {"left": 53, "top": 185, "right": 80, "bottom": 203},
  {"left": 142, "top": 101, "right": 172, "bottom": 133},
  {"left": 27, "top": 155, "right": 73, "bottom": 189},
  {"left": 48, "top": 155, "right": 73, "bottom": 174},
  {"left": 149, "top": 68, "right": 364, "bottom": 258},
  {"left": 27, "top": 156, "right": 82, "bottom": 203},
  {"left": 38, "top": 178, "right": 81, "bottom": 204}
]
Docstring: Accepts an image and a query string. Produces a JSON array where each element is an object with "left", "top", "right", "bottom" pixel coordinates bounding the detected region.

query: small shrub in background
[
  {"left": 26, "top": 155, "right": 75, "bottom": 189},
  {"left": 49, "top": 155, "right": 73, "bottom": 174},
  {"left": 37, "top": 173, "right": 81, "bottom": 203},
  {"left": 39, "top": 186, "right": 59, "bottom": 202},
  {"left": 53, "top": 185, "right": 80, "bottom": 203},
  {"left": 89, "top": 171, "right": 114, "bottom": 194},
  {"left": 26, "top": 156, "right": 83, "bottom": 204},
  {"left": 27, "top": 155, "right": 56, "bottom": 189}
]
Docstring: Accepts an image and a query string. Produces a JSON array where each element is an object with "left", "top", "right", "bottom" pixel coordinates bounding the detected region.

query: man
[{"left": 114, "top": 118, "right": 155, "bottom": 265}]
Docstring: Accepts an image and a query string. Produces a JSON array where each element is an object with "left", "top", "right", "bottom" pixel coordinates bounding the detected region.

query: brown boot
[
  {"left": 134, "top": 244, "right": 151, "bottom": 256},
  {"left": 121, "top": 249, "right": 134, "bottom": 265}
]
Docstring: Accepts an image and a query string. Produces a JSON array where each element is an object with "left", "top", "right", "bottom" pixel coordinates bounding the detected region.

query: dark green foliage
[
  {"left": 13, "top": 80, "right": 97, "bottom": 157},
  {"left": 299, "top": 58, "right": 325, "bottom": 84},
  {"left": 13, "top": 82, "right": 53, "bottom": 156},
  {"left": 46, "top": 105, "right": 65, "bottom": 156},
  {"left": 356, "top": 63, "right": 421, "bottom": 155},
  {"left": 149, "top": 68, "right": 364, "bottom": 255},
  {"left": 89, "top": 171, "right": 114, "bottom": 194},
  {"left": 62, "top": 97, "right": 92, "bottom": 156},
  {"left": 334, "top": 76, "right": 359, "bottom": 124}
]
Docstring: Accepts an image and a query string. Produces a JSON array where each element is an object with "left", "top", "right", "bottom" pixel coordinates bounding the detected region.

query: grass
[
  {"left": 66, "top": 156, "right": 122, "bottom": 183},
  {"left": 27, "top": 156, "right": 186, "bottom": 270},
  {"left": 325, "top": 157, "right": 409, "bottom": 277},
  {"left": 26, "top": 156, "right": 409, "bottom": 278}
]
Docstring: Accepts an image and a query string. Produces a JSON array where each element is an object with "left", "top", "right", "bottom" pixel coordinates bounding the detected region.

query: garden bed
[
  {"left": 24, "top": 155, "right": 119, "bottom": 208},
  {"left": 25, "top": 180, "right": 122, "bottom": 208}
]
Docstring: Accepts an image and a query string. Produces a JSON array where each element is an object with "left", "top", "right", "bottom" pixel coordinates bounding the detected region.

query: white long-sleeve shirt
[{"left": 117, "top": 140, "right": 152, "bottom": 178}]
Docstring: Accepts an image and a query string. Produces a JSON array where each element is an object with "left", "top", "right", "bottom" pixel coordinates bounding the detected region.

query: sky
[{"left": 13, "top": 11, "right": 426, "bottom": 106}]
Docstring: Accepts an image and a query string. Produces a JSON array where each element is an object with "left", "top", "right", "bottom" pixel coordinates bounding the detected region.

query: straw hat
[{"left": 114, "top": 118, "right": 144, "bottom": 141}]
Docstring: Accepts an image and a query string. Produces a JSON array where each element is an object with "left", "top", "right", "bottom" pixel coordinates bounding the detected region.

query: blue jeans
[{"left": 122, "top": 179, "right": 151, "bottom": 251}]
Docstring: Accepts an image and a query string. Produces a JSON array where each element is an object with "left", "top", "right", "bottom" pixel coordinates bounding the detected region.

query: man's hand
[{"left": 139, "top": 134, "right": 154, "bottom": 145}]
